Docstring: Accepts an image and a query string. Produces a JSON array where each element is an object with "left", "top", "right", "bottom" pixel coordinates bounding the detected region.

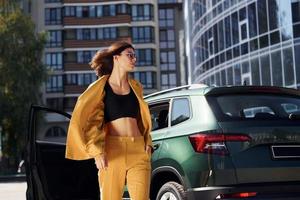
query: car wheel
[{"left": 156, "top": 181, "right": 186, "bottom": 200}]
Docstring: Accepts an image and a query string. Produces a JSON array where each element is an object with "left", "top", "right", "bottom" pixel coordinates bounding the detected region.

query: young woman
[{"left": 65, "top": 41, "right": 153, "bottom": 200}]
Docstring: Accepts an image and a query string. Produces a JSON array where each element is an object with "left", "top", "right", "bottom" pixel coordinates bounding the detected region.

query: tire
[{"left": 156, "top": 181, "right": 187, "bottom": 200}]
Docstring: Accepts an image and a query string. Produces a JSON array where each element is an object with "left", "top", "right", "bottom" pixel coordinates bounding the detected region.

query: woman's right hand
[{"left": 94, "top": 154, "right": 108, "bottom": 170}]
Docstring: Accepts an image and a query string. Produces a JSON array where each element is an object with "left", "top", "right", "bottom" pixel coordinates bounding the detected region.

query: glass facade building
[{"left": 186, "top": 0, "right": 300, "bottom": 89}]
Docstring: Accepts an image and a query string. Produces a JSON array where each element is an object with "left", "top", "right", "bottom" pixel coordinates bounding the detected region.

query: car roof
[{"left": 144, "top": 85, "right": 300, "bottom": 102}]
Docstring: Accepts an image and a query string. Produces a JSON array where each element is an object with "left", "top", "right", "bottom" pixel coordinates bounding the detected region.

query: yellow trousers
[{"left": 98, "top": 135, "right": 151, "bottom": 200}]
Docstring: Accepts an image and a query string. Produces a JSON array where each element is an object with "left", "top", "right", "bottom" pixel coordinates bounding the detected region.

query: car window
[
  {"left": 149, "top": 102, "right": 170, "bottom": 131},
  {"left": 207, "top": 94, "right": 300, "bottom": 121},
  {"left": 171, "top": 98, "right": 190, "bottom": 126}
]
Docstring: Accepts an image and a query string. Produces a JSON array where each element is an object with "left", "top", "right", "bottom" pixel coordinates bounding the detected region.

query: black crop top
[{"left": 103, "top": 82, "right": 139, "bottom": 123}]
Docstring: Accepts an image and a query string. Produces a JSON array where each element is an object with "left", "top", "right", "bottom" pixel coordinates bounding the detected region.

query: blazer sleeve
[
  {"left": 65, "top": 78, "right": 107, "bottom": 160},
  {"left": 136, "top": 81, "right": 153, "bottom": 149}
]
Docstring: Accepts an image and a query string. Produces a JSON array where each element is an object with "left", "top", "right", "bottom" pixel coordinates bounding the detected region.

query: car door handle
[{"left": 153, "top": 143, "right": 160, "bottom": 151}]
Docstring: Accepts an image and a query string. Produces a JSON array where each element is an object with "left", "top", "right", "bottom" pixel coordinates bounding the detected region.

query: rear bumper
[{"left": 187, "top": 183, "right": 300, "bottom": 200}]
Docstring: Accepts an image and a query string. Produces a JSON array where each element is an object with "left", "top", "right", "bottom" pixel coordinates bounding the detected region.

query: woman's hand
[
  {"left": 94, "top": 154, "right": 108, "bottom": 170},
  {"left": 145, "top": 145, "right": 152, "bottom": 155}
]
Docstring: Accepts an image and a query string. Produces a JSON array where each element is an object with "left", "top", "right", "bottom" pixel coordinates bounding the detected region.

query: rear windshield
[{"left": 207, "top": 94, "right": 300, "bottom": 121}]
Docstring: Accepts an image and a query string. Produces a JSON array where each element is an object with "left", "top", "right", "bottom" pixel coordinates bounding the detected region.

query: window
[
  {"left": 117, "top": 4, "right": 129, "bottom": 15},
  {"left": 239, "top": 20, "right": 248, "bottom": 42},
  {"left": 161, "top": 73, "right": 177, "bottom": 90},
  {"left": 45, "top": 8, "right": 61, "bottom": 25},
  {"left": 133, "top": 72, "right": 156, "bottom": 89},
  {"left": 64, "top": 6, "right": 75, "bottom": 17},
  {"left": 136, "top": 49, "right": 155, "bottom": 66},
  {"left": 77, "top": 51, "right": 96, "bottom": 63},
  {"left": 171, "top": 98, "right": 190, "bottom": 126},
  {"left": 208, "top": 37, "right": 214, "bottom": 57},
  {"left": 159, "top": 29, "right": 175, "bottom": 48},
  {"left": 45, "top": 0, "right": 61, "bottom": 3},
  {"left": 47, "top": 30, "right": 62, "bottom": 47},
  {"left": 46, "top": 75, "right": 63, "bottom": 92},
  {"left": 64, "top": 97, "right": 77, "bottom": 110},
  {"left": 149, "top": 102, "right": 170, "bottom": 131},
  {"left": 208, "top": 94, "right": 300, "bottom": 121},
  {"left": 292, "top": 2, "right": 300, "bottom": 23},
  {"left": 159, "top": 8, "right": 174, "bottom": 27},
  {"left": 132, "top": 4, "right": 153, "bottom": 21},
  {"left": 97, "top": 27, "right": 117, "bottom": 39},
  {"left": 160, "top": 51, "right": 176, "bottom": 71},
  {"left": 46, "top": 98, "right": 63, "bottom": 110},
  {"left": 132, "top": 26, "right": 154, "bottom": 43},
  {"left": 65, "top": 73, "right": 97, "bottom": 86},
  {"left": 45, "top": 53, "right": 63, "bottom": 70}
]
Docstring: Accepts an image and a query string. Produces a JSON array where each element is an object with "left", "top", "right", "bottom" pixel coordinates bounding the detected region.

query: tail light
[
  {"left": 216, "top": 192, "right": 257, "bottom": 199},
  {"left": 189, "top": 133, "right": 251, "bottom": 155}
]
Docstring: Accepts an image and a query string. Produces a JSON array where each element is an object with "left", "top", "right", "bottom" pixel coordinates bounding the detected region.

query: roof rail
[{"left": 144, "top": 84, "right": 208, "bottom": 99}]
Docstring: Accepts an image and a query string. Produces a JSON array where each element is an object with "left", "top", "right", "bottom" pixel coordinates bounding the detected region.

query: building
[
  {"left": 158, "top": 0, "right": 186, "bottom": 89},
  {"left": 185, "top": 0, "right": 300, "bottom": 89},
  {"left": 31, "top": 0, "right": 160, "bottom": 112}
]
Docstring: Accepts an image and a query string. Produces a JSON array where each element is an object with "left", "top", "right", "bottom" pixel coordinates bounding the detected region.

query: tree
[{"left": 0, "top": 6, "right": 47, "bottom": 172}]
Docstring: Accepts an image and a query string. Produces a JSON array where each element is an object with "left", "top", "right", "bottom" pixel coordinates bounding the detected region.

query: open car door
[{"left": 25, "top": 105, "right": 99, "bottom": 200}]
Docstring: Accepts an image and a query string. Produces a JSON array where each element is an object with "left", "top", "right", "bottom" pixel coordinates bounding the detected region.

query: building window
[
  {"left": 64, "top": 97, "right": 77, "bottom": 110},
  {"left": 160, "top": 51, "right": 176, "bottom": 71},
  {"left": 208, "top": 37, "right": 214, "bottom": 57},
  {"left": 161, "top": 73, "right": 177, "bottom": 89},
  {"left": 132, "top": 4, "right": 153, "bottom": 21},
  {"left": 46, "top": 75, "right": 63, "bottom": 93},
  {"left": 45, "top": 8, "right": 61, "bottom": 25},
  {"left": 77, "top": 51, "right": 96, "bottom": 63},
  {"left": 132, "top": 26, "right": 154, "bottom": 43},
  {"left": 65, "top": 73, "right": 97, "bottom": 86},
  {"left": 136, "top": 49, "right": 155, "bottom": 66},
  {"left": 160, "top": 29, "right": 175, "bottom": 48},
  {"left": 97, "top": 27, "right": 117, "bottom": 39},
  {"left": 133, "top": 72, "right": 156, "bottom": 89},
  {"left": 239, "top": 19, "right": 248, "bottom": 42},
  {"left": 117, "top": 4, "right": 130, "bottom": 15},
  {"left": 46, "top": 98, "right": 63, "bottom": 110},
  {"left": 45, "top": 0, "right": 61, "bottom": 3},
  {"left": 64, "top": 6, "right": 76, "bottom": 17},
  {"left": 45, "top": 53, "right": 63, "bottom": 70},
  {"left": 46, "top": 30, "right": 62, "bottom": 47},
  {"left": 159, "top": 8, "right": 174, "bottom": 27}
]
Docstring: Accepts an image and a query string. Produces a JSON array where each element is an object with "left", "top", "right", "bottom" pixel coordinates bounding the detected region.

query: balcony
[
  {"left": 64, "top": 37, "right": 131, "bottom": 48},
  {"left": 64, "top": 85, "right": 87, "bottom": 94},
  {"left": 63, "top": 15, "right": 131, "bottom": 26},
  {"left": 64, "top": 63, "right": 90, "bottom": 71},
  {"left": 64, "top": 0, "right": 126, "bottom": 3}
]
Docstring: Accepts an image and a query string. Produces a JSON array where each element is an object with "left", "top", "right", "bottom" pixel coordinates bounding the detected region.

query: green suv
[{"left": 25, "top": 85, "right": 300, "bottom": 200}]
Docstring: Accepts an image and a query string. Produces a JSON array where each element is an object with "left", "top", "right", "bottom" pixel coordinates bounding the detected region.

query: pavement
[{"left": 0, "top": 181, "right": 26, "bottom": 200}]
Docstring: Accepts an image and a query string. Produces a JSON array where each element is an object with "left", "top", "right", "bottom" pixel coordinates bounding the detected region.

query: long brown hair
[{"left": 89, "top": 41, "right": 134, "bottom": 77}]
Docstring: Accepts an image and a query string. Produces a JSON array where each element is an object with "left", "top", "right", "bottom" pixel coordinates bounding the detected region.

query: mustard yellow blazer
[{"left": 65, "top": 75, "right": 153, "bottom": 160}]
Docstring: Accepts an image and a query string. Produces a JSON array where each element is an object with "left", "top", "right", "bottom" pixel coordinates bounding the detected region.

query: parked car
[{"left": 25, "top": 85, "right": 300, "bottom": 200}]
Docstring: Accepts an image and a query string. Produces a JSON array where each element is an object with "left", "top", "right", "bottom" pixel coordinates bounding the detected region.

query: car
[{"left": 25, "top": 84, "right": 300, "bottom": 200}]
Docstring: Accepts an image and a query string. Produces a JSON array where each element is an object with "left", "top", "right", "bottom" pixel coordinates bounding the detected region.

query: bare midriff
[{"left": 106, "top": 117, "right": 142, "bottom": 137}]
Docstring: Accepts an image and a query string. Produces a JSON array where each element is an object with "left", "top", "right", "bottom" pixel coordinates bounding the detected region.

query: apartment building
[{"left": 31, "top": 0, "right": 160, "bottom": 112}]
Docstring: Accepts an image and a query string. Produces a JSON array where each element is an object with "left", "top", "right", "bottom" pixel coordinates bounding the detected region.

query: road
[{"left": 0, "top": 181, "right": 26, "bottom": 200}]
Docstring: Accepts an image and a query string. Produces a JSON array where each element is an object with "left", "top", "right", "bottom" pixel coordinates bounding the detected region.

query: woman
[{"left": 65, "top": 41, "right": 153, "bottom": 200}]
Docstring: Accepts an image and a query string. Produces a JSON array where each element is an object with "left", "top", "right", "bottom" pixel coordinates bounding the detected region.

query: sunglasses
[{"left": 121, "top": 53, "right": 136, "bottom": 59}]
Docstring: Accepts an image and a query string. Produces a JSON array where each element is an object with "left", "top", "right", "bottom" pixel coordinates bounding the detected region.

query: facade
[
  {"left": 158, "top": 0, "right": 186, "bottom": 89},
  {"left": 31, "top": 0, "right": 160, "bottom": 112},
  {"left": 185, "top": 0, "right": 300, "bottom": 89}
]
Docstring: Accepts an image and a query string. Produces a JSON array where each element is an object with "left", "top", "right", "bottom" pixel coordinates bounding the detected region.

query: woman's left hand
[{"left": 145, "top": 145, "right": 152, "bottom": 155}]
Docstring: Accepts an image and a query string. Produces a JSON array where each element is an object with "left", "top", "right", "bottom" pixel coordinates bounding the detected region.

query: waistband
[{"left": 106, "top": 135, "right": 144, "bottom": 142}]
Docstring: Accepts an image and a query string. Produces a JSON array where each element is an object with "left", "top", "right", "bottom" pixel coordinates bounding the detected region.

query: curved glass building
[{"left": 185, "top": 0, "right": 300, "bottom": 89}]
